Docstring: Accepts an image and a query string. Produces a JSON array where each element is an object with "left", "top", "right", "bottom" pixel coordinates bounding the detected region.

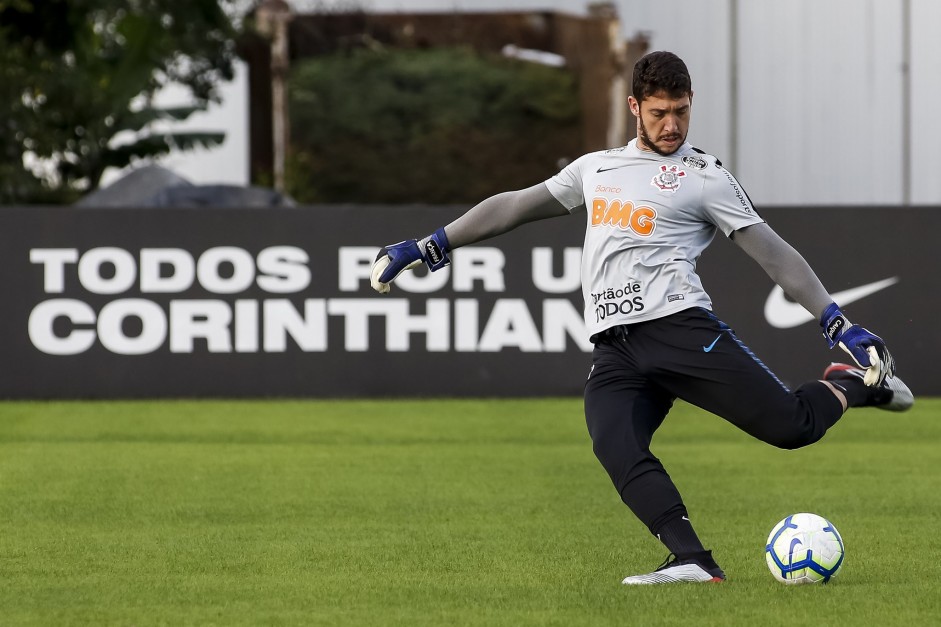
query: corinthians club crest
[{"left": 651, "top": 164, "right": 686, "bottom": 193}]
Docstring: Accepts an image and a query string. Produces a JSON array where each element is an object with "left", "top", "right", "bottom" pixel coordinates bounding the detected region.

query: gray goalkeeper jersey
[{"left": 545, "top": 139, "right": 764, "bottom": 339}]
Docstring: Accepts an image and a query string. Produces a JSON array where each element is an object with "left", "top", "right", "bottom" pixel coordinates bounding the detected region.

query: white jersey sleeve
[
  {"left": 545, "top": 156, "right": 588, "bottom": 212},
  {"left": 700, "top": 160, "right": 764, "bottom": 235}
]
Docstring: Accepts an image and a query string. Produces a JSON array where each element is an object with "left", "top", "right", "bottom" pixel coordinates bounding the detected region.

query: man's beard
[{"left": 638, "top": 118, "right": 684, "bottom": 156}]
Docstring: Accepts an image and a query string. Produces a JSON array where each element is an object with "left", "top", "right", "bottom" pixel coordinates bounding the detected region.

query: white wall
[
  {"left": 736, "top": 0, "right": 904, "bottom": 205},
  {"left": 150, "top": 59, "right": 250, "bottom": 186},
  {"left": 130, "top": 0, "right": 939, "bottom": 206},
  {"left": 100, "top": 60, "right": 250, "bottom": 188},
  {"left": 910, "top": 0, "right": 941, "bottom": 204},
  {"left": 615, "top": 0, "right": 938, "bottom": 206}
]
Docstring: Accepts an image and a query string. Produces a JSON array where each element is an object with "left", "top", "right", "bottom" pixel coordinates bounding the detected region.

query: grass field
[{"left": 1, "top": 398, "right": 939, "bottom": 626}]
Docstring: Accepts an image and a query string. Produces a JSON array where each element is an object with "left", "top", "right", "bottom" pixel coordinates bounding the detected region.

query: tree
[
  {"left": 287, "top": 46, "right": 581, "bottom": 204},
  {"left": 0, "top": 0, "right": 238, "bottom": 203}
]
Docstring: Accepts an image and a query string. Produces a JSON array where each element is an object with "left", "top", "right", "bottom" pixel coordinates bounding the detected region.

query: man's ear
[{"left": 628, "top": 96, "right": 640, "bottom": 117}]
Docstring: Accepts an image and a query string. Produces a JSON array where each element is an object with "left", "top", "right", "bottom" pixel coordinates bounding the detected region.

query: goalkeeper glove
[
  {"left": 370, "top": 227, "right": 451, "bottom": 294},
  {"left": 820, "top": 303, "right": 896, "bottom": 386}
]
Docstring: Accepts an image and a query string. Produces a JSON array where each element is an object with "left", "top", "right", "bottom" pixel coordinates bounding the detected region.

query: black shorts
[{"left": 584, "top": 306, "right": 843, "bottom": 444}]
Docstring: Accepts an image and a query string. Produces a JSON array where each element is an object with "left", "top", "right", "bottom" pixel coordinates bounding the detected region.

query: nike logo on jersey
[
  {"left": 702, "top": 334, "right": 723, "bottom": 352},
  {"left": 763, "top": 277, "right": 900, "bottom": 329},
  {"left": 597, "top": 164, "right": 630, "bottom": 173}
]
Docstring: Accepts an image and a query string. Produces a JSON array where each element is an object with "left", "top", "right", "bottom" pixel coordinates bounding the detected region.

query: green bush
[{"left": 287, "top": 46, "right": 581, "bottom": 204}]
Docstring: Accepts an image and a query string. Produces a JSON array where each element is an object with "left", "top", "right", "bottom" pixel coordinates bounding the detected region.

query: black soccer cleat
[
  {"left": 621, "top": 552, "right": 726, "bottom": 585},
  {"left": 823, "top": 363, "right": 914, "bottom": 412}
]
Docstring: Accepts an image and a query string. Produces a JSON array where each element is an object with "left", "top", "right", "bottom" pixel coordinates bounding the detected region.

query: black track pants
[{"left": 583, "top": 307, "right": 844, "bottom": 534}]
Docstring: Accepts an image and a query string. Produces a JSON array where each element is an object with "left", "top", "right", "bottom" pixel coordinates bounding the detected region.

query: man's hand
[
  {"left": 370, "top": 227, "right": 451, "bottom": 294},
  {"left": 820, "top": 303, "right": 896, "bottom": 386}
]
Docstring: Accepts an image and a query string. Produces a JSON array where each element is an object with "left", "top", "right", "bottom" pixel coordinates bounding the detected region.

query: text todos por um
[{"left": 27, "top": 246, "right": 592, "bottom": 355}]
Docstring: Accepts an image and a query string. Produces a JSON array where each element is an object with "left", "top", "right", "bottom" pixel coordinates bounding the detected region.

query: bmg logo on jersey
[{"left": 590, "top": 198, "right": 657, "bottom": 236}]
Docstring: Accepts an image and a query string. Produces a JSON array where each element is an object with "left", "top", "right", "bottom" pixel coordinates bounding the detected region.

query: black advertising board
[
  {"left": 699, "top": 206, "right": 937, "bottom": 394},
  {"left": 0, "top": 205, "right": 935, "bottom": 398}
]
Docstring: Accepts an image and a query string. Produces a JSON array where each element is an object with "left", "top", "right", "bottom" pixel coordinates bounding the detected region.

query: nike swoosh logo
[
  {"left": 764, "top": 277, "right": 900, "bottom": 329},
  {"left": 597, "top": 164, "right": 630, "bottom": 173},
  {"left": 702, "top": 334, "right": 723, "bottom": 352}
]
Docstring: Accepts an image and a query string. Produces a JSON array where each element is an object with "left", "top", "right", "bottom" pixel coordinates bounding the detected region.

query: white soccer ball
[{"left": 765, "top": 512, "right": 845, "bottom": 584}]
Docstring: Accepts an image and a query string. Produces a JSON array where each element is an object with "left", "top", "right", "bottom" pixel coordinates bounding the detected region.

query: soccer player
[{"left": 369, "top": 51, "right": 913, "bottom": 584}]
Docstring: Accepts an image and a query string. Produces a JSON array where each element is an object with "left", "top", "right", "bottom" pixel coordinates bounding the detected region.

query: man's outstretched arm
[
  {"left": 444, "top": 182, "right": 569, "bottom": 248},
  {"left": 731, "top": 223, "right": 832, "bottom": 317},
  {"left": 732, "top": 222, "right": 896, "bottom": 385},
  {"left": 371, "top": 182, "right": 568, "bottom": 293}
]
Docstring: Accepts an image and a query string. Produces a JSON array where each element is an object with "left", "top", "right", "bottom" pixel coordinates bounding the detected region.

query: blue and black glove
[
  {"left": 820, "top": 303, "right": 896, "bottom": 386},
  {"left": 370, "top": 227, "right": 451, "bottom": 294}
]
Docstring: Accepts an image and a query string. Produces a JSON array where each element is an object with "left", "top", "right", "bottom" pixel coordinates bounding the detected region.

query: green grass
[{"left": 0, "top": 398, "right": 939, "bottom": 626}]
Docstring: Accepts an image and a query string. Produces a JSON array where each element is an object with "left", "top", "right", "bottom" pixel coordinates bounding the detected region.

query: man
[{"left": 369, "top": 51, "right": 913, "bottom": 584}]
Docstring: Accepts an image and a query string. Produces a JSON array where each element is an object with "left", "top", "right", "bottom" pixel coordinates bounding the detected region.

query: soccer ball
[{"left": 765, "top": 513, "right": 845, "bottom": 584}]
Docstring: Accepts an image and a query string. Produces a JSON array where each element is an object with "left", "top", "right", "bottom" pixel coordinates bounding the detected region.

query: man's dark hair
[{"left": 632, "top": 51, "right": 692, "bottom": 101}]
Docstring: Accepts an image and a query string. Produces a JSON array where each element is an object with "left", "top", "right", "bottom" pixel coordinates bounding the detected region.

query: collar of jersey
[{"left": 627, "top": 139, "right": 693, "bottom": 159}]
